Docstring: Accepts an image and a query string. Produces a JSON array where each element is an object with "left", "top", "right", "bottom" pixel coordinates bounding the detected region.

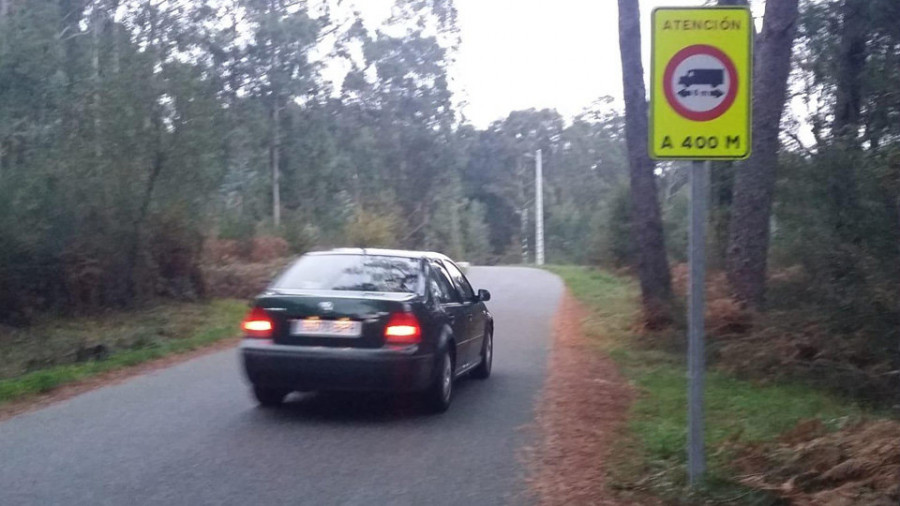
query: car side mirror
[{"left": 477, "top": 289, "right": 491, "bottom": 302}]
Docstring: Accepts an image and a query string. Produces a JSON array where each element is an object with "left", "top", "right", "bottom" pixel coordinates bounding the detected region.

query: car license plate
[{"left": 291, "top": 318, "right": 362, "bottom": 337}]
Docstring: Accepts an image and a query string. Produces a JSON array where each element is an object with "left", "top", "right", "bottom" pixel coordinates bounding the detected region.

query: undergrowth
[
  {"left": 0, "top": 299, "right": 246, "bottom": 405},
  {"left": 545, "top": 265, "right": 876, "bottom": 505}
]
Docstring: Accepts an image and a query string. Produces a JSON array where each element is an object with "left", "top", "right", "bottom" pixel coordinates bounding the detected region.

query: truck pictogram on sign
[{"left": 678, "top": 69, "right": 724, "bottom": 89}]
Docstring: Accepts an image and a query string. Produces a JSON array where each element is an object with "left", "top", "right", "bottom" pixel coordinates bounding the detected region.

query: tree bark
[
  {"left": 894, "top": 188, "right": 900, "bottom": 398},
  {"left": 726, "top": 0, "right": 799, "bottom": 309},
  {"left": 823, "top": 0, "right": 868, "bottom": 294},
  {"left": 58, "top": 0, "right": 84, "bottom": 138},
  {"left": 109, "top": 0, "right": 121, "bottom": 75},
  {"left": 128, "top": 4, "right": 165, "bottom": 300},
  {"left": 896, "top": 190, "right": 900, "bottom": 401},
  {"left": 0, "top": 0, "right": 7, "bottom": 81},
  {"left": 91, "top": 0, "right": 103, "bottom": 163},
  {"left": 832, "top": 0, "right": 868, "bottom": 142},
  {"left": 267, "top": 0, "right": 281, "bottom": 228},
  {"left": 617, "top": 0, "right": 673, "bottom": 320},
  {"left": 709, "top": 162, "right": 735, "bottom": 269},
  {"left": 708, "top": 0, "right": 748, "bottom": 269},
  {"left": 271, "top": 101, "right": 281, "bottom": 227}
]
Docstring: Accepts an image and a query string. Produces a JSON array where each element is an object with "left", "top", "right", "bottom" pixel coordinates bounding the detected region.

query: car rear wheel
[
  {"left": 423, "top": 350, "right": 453, "bottom": 413},
  {"left": 253, "top": 386, "right": 288, "bottom": 407},
  {"left": 471, "top": 328, "right": 492, "bottom": 380}
]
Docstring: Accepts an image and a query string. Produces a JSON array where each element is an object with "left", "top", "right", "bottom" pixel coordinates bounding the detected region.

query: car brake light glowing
[
  {"left": 242, "top": 307, "right": 273, "bottom": 338},
  {"left": 244, "top": 320, "right": 272, "bottom": 332},
  {"left": 384, "top": 312, "right": 421, "bottom": 344}
]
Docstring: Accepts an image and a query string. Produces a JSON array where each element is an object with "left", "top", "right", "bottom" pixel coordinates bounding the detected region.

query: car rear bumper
[{"left": 240, "top": 340, "right": 435, "bottom": 393}]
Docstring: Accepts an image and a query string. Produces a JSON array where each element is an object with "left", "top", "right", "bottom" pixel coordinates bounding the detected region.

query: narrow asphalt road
[{"left": 0, "top": 267, "right": 564, "bottom": 506}]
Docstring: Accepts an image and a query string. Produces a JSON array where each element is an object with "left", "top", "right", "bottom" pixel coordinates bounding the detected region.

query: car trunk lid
[{"left": 257, "top": 290, "right": 416, "bottom": 348}]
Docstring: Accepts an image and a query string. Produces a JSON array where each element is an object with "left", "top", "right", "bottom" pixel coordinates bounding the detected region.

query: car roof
[{"left": 306, "top": 248, "right": 454, "bottom": 262}]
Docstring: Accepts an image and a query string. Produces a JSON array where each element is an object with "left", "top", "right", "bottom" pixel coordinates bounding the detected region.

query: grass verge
[
  {"left": 545, "top": 265, "right": 871, "bottom": 504},
  {"left": 0, "top": 299, "right": 246, "bottom": 406}
]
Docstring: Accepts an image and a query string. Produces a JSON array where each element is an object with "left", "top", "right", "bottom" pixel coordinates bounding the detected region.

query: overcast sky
[{"left": 350, "top": 0, "right": 765, "bottom": 128}]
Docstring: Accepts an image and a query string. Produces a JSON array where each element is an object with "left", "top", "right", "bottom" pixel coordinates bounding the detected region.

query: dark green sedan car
[{"left": 240, "top": 248, "right": 493, "bottom": 413}]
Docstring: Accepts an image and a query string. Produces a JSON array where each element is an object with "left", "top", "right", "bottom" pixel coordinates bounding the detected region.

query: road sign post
[
  {"left": 649, "top": 6, "right": 752, "bottom": 487},
  {"left": 687, "top": 160, "right": 709, "bottom": 484}
]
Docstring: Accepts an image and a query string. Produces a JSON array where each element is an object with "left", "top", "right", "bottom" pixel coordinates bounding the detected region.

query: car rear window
[{"left": 271, "top": 254, "right": 422, "bottom": 293}]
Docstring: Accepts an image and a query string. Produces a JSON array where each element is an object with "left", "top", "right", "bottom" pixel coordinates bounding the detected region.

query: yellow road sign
[{"left": 650, "top": 7, "right": 752, "bottom": 160}]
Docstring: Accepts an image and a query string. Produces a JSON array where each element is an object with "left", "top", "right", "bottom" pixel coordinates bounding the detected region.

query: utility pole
[
  {"left": 517, "top": 157, "right": 529, "bottom": 264},
  {"left": 520, "top": 209, "right": 529, "bottom": 263},
  {"left": 535, "top": 149, "right": 545, "bottom": 265}
]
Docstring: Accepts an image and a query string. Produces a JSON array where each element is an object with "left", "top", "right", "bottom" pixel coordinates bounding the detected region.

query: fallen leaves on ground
[
  {"left": 734, "top": 418, "right": 900, "bottom": 505},
  {"left": 527, "top": 291, "right": 657, "bottom": 506}
]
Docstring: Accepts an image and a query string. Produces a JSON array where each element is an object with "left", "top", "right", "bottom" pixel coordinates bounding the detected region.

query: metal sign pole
[{"left": 687, "top": 160, "right": 709, "bottom": 486}]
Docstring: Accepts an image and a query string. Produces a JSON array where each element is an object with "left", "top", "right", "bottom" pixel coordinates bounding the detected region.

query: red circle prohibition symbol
[{"left": 663, "top": 44, "right": 738, "bottom": 122}]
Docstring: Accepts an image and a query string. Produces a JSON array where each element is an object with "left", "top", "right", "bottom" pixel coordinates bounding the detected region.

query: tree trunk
[
  {"left": 128, "top": 5, "right": 164, "bottom": 301},
  {"left": 91, "top": 0, "right": 101, "bottom": 128},
  {"left": 726, "top": 0, "right": 799, "bottom": 309},
  {"left": 58, "top": 0, "right": 83, "bottom": 138},
  {"left": 708, "top": 0, "right": 748, "bottom": 269},
  {"left": 109, "top": 0, "right": 121, "bottom": 75},
  {"left": 617, "top": 0, "right": 673, "bottom": 321},
  {"left": 0, "top": 0, "right": 7, "bottom": 75},
  {"left": 832, "top": 0, "right": 868, "bottom": 142},
  {"left": 709, "top": 162, "right": 735, "bottom": 268},
  {"left": 823, "top": 0, "right": 868, "bottom": 297},
  {"left": 896, "top": 191, "right": 900, "bottom": 403},
  {"left": 894, "top": 188, "right": 900, "bottom": 398},
  {"left": 271, "top": 101, "right": 281, "bottom": 227},
  {"left": 267, "top": 0, "right": 281, "bottom": 228},
  {"left": 91, "top": 0, "right": 103, "bottom": 184},
  {"left": 128, "top": 119, "right": 165, "bottom": 300}
]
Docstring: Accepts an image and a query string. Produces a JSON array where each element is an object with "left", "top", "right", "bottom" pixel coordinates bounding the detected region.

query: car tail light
[
  {"left": 242, "top": 307, "right": 273, "bottom": 339},
  {"left": 384, "top": 312, "right": 421, "bottom": 344}
]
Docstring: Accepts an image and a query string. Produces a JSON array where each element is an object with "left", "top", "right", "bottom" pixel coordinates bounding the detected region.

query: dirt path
[{"left": 528, "top": 291, "right": 653, "bottom": 506}]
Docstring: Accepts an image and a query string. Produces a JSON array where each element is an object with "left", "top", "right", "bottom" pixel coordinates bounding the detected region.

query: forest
[
  {"left": 0, "top": 0, "right": 632, "bottom": 320},
  {"left": 1, "top": 0, "right": 899, "bottom": 403}
]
